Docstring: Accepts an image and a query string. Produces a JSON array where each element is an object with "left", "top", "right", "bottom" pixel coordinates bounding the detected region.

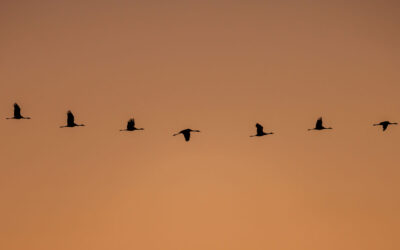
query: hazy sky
[{"left": 1, "top": 1, "right": 399, "bottom": 250}]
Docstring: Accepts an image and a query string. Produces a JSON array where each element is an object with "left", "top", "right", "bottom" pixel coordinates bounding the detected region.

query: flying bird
[
  {"left": 250, "top": 123, "right": 274, "bottom": 137},
  {"left": 173, "top": 129, "right": 200, "bottom": 141},
  {"left": 6, "top": 103, "right": 30, "bottom": 119},
  {"left": 120, "top": 118, "right": 144, "bottom": 131},
  {"left": 373, "top": 121, "right": 398, "bottom": 131},
  {"left": 60, "top": 111, "right": 85, "bottom": 128},
  {"left": 308, "top": 117, "right": 332, "bottom": 131}
]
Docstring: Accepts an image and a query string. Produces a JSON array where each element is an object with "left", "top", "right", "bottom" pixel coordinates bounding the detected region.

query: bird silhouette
[
  {"left": 373, "top": 121, "right": 398, "bottom": 131},
  {"left": 308, "top": 117, "right": 332, "bottom": 131},
  {"left": 120, "top": 118, "right": 144, "bottom": 131},
  {"left": 173, "top": 129, "right": 200, "bottom": 141},
  {"left": 60, "top": 111, "right": 85, "bottom": 128},
  {"left": 6, "top": 103, "right": 30, "bottom": 119},
  {"left": 250, "top": 123, "right": 274, "bottom": 137}
]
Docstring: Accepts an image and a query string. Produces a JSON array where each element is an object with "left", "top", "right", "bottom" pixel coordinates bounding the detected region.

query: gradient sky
[{"left": 1, "top": 1, "right": 399, "bottom": 250}]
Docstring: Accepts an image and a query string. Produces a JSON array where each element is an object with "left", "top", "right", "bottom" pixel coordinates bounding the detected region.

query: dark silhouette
[
  {"left": 120, "top": 118, "right": 144, "bottom": 131},
  {"left": 373, "top": 121, "right": 398, "bottom": 131},
  {"left": 250, "top": 123, "right": 274, "bottom": 137},
  {"left": 308, "top": 117, "right": 332, "bottom": 131},
  {"left": 6, "top": 103, "right": 30, "bottom": 119},
  {"left": 173, "top": 129, "right": 200, "bottom": 141},
  {"left": 60, "top": 111, "right": 85, "bottom": 128}
]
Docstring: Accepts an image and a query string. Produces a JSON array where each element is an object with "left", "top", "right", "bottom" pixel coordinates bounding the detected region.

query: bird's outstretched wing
[
  {"left": 67, "top": 111, "right": 75, "bottom": 125},
  {"left": 127, "top": 118, "right": 135, "bottom": 130},
  {"left": 316, "top": 117, "right": 323, "bottom": 128},
  {"left": 256, "top": 123, "right": 264, "bottom": 134},
  {"left": 14, "top": 103, "right": 21, "bottom": 117},
  {"left": 183, "top": 131, "right": 191, "bottom": 141}
]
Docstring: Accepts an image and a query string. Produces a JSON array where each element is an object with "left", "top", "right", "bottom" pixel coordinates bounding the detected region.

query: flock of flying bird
[{"left": 5, "top": 103, "right": 399, "bottom": 141}]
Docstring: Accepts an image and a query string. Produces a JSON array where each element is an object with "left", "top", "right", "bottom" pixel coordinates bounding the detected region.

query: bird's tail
[{"left": 173, "top": 133, "right": 179, "bottom": 136}]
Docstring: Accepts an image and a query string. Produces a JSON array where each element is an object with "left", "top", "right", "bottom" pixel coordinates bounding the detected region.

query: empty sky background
[{"left": 1, "top": 1, "right": 399, "bottom": 249}]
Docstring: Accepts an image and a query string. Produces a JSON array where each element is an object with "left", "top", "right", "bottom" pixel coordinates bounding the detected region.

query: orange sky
[{"left": 1, "top": 1, "right": 399, "bottom": 250}]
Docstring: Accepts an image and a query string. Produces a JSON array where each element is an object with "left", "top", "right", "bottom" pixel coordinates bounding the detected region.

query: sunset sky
[{"left": 1, "top": 1, "right": 399, "bottom": 250}]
